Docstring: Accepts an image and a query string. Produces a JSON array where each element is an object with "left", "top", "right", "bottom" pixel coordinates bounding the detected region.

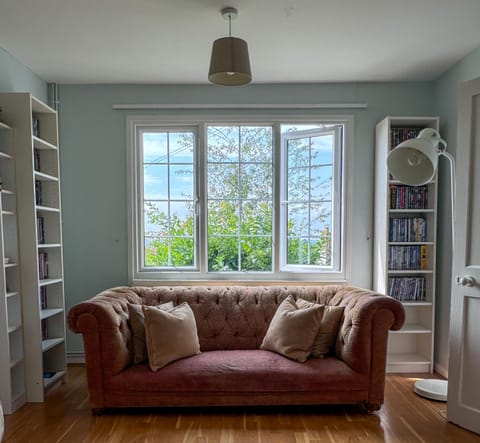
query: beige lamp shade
[
  {"left": 208, "top": 37, "right": 252, "bottom": 86},
  {"left": 387, "top": 128, "right": 445, "bottom": 185}
]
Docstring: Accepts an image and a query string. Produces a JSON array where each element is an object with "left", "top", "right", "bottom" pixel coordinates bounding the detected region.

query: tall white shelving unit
[
  {"left": 374, "top": 116, "right": 439, "bottom": 373},
  {"left": 0, "top": 120, "right": 26, "bottom": 413},
  {"left": 0, "top": 93, "right": 66, "bottom": 403}
]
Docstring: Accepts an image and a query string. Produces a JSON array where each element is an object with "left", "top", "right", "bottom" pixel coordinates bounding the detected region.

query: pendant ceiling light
[{"left": 208, "top": 7, "right": 252, "bottom": 86}]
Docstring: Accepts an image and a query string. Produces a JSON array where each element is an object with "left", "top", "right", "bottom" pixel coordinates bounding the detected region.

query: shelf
[
  {"left": 391, "top": 323, "right": 432, "bottom": 334},
  {"left": 39, "top": 278, "right": 63, "bottom": 287},
  {"left": 0, "top": 121, "right": 12, "bottom": 130},
  {"left": 0, "top": 151, "right": 13, "bottom": 160},
  {"left": 402, "top": 301, "right": 432, "bottom": 306},
  {"left": 40, "top": 308, "right": 63, "bottom": 320},
  {"left": 41, "top": 337, "right": 64, "bottom": 353},
  {"left": 4, "top": 262, "right": 18, "bottom": 268},
  {"left": 389, "top": 209, "right": 435, "bottom": 214},
  {"left": 36, "top": 205, "right": 60, "bottom": 214},
  {"left": 2, "top": 210, "right": 15, "bottom": 216},
  {"left": 388, "top": 242, "right": 434, "bottom": 246},
  {"left": 9, "top": 357, "right": 23, "bottom": 369},
  {"left": 37, "top": 243, "right": 62, "bottom": 249},
  {"left": 34, "top": 170, "right": 59, "bottom": 182},
  {"left": 31, "top": 96, "right": 56, "bottom": 115},
  {"left": 388, "top": 270, "right": 433, "bottom": 275},
  {"left": 387, "top": 353, "right": 430, "bottom": 365},
  {"left": 33, "top": 136, "right": 58, "bottom": 151},
  {"left": 8, "top": 324, "right": 22, "bottom": 334},
  {"left": 43, "top": 370, "right": 65, "bottom": 389},
  {"left": 6, "top": 291, "right": 19, "bottom": 298},
  {"left": 1, "top": 189, "right": 15, "bottom": 195}
]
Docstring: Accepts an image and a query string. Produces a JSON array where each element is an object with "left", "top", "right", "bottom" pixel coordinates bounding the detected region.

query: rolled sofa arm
[
  {"left": 332, "top": 286, "right": 405, "bottom": 410},
  {"left": 68, "top": 287, "right": 141, "bottom": 406}
]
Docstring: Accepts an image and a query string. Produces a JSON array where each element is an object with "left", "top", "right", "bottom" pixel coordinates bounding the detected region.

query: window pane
[
  {"left": 143, "top": 132, "right": 167, "bottom": 163},
  {"left": 311, "top": 135, "right": 333, "bottom": 166},
  {"left": 241, "top": 202, "right": 272, "bottom": 235},
  {"left": 170, "top": 238, "right": 195, "bottom": 267},
  {"left": 311, "top": 166, "right": 332, "bottom": 201},
  {"left": 208, "top": 236, "right": 239, "bottom": 271},
  {"left": 169, "top": 132, "right": 194, "bottom": 163},
  {"left": 241, "top": 237, "right": 272, "bottom": 271},
  {"left": 241, "top": 126, "right": 272, "bottom": 162},
  {"left": 207, "top": 126, "right": 239, "bottom": 162},
  {"left": 144, "top": 201, "right": 168, "bottom": 236},
  {"left": 143, "top": 165, "right": 168, "bottom": 199},
  {"left": 208, "top": 201, "right": 239, "bottom": 235},
  {"left": 240, "top": 163, "right": 272, "bottom": 199},
  {"left": 170, "top": 165, "right": 194, "bottom": 200},
  {"left": 310, "top": 203, "right": 332, "bottom": 236},
  {"left": 287, "top": 137, "right": 309, "bottom": 168},
  {"left": 287, "top": 167, "right": 309, "bottom": 201},
  {"left": 170, "top": 202, "right": 194, "bottom": 236},
  {"left": 208, "top": 163, "right": 239, "bottom": 199},
  {"left": 287, "top": 203, "right": 309, "bottom": 236}
]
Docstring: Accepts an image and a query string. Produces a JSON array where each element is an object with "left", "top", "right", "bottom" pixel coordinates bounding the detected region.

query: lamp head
[{"left": 387, "top": 128, "right": 446, "bottom": 186}]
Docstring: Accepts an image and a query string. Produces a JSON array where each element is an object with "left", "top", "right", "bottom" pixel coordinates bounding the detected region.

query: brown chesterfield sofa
[{"left": 68, "top": 285, "right": 405, "bottom": 414}]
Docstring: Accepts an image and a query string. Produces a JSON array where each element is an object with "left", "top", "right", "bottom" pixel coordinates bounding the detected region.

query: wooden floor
[{"left": 3, "top": 365, "right": 480, "bottom": 443}]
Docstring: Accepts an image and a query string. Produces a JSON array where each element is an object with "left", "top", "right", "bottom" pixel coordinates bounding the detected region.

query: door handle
[{"left": 455, "top": 275, "right": 476, "bottom": 287}]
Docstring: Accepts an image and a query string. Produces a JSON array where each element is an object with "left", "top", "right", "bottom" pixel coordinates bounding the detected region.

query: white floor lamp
[{"left": 387, "top": 128, "right": 455, "bottom": 402}]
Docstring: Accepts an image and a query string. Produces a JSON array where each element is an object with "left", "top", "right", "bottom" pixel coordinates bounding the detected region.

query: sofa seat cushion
[{"left": 106, "top": 350, "right": 369, "bottom": 394}]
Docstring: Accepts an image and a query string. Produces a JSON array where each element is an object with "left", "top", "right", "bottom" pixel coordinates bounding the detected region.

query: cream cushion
[
  {"left": 296, "top": 298, "right": 345, "bottom": 357},
  {"left": 143, "top": 303, "right": 200, "bottom": 371},
  {"left": 260, "top": 295, "right": 324, "bottom": 362},
  {"left": 128, "top": 301, "right": 174, "bottom": 364}
]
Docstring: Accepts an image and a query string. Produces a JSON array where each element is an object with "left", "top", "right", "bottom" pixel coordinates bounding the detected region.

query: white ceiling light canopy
[{"left": 208, "top": 6, "right": 252, "bottom": 86}]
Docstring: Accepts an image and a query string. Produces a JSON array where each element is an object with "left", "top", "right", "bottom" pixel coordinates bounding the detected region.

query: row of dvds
[
  {"left": 388, "top": 276, "right": 426, "bottom": 301},
  {"left": 35, "top": 180, "right": 42, "bottom": 206},
  {"left": 38, "top": 251, "right": 49, "bottom": 280},
  {"left": 37, "top": 215, "right": 45, "bottom": 244},
  {"left": 389, "top": 217, "right": 427, "bottom": 242},
  {"left": 390, "top": 184, "right": 428, "bottom": 209},
  {"left": 34, "top": 148, "right": 41, "bottom": 171},
  {"left": 388, "top": 245, "right": 427, "bottom": 270},
  {"left": 40, "top": 286, "right": 47, "bottom": 310},
  {"left": 390, "top": 127, "right": 422, "bottom": 148}
]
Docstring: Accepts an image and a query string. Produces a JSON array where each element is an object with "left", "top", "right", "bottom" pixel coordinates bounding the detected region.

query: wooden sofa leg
[
  {"left": 365, "top": 402, "right": 381, "bottom": 414},
  {"left": 92, "top": 408, "right": 105, "bottom": 416}
]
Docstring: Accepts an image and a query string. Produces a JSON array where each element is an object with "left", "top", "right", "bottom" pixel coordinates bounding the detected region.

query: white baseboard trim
[
  {"left": 434, "top": 362, "right": 448, "bottom": 378},
  {"left": 67, "top": 352, "right": 85, "bottom": 364}
]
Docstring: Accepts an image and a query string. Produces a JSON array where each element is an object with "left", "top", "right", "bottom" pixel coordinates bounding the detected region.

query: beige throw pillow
[
  {"left": 143, "top": 303, "right": 200, "bottom": 371},
  {"left": 260, "top": 295, "right": 324, "bottom": 362},
  {"left": 296, "top": 298, "right": 345, "bottom": 357},
  {"left": 128, "top": 302, "right": 174, "bottom": 364}
]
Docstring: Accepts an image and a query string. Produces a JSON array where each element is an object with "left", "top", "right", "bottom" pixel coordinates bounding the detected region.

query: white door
[{"left": 447, "top": 76, "right": 480, "bottom": 434}]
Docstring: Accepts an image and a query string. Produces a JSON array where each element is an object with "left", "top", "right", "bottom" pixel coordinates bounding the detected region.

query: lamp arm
[{"left": 440, "top": 150, "right": 456, "bottom": 247}]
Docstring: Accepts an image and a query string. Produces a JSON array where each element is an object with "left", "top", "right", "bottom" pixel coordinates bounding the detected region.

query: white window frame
[{"left": 127, "top": 114, "right": 353, "bottom": 284}]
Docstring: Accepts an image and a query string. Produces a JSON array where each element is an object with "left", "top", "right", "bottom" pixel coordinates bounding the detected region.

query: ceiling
[{"left": 1, "top": 0, "right": 480, "bottom": 84}]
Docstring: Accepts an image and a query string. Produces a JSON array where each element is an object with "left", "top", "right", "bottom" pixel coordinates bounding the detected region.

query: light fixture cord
[{"left": 228, "top": 14, "right": 232, "bottom": 37}]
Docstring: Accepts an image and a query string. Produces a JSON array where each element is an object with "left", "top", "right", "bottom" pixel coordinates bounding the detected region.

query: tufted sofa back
[
  {"left": 69, "top": 284, "right": 405, "bottom": 377},
  {"left": 131, "top": 285, "right": 347, "bottom": 351}
]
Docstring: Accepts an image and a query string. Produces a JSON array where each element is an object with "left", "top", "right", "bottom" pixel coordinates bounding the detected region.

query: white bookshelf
[
  {"left": 0, "top": 120, "right": 26, "bottom": 413},
  {"left": 374, "top": 116, "right": 439, "bottom": 373},
  {"left": 0, "top": 93, "right": 66, "bottom": 402}
]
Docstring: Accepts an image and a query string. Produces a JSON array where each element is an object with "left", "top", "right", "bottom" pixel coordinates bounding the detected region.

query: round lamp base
[{"left": 414, "top": 379, "right": 448, "bottom": 402}]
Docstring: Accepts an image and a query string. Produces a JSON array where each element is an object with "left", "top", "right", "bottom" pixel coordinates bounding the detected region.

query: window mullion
[{"left": 273, "top": 123, "right": 282, "bottom": 273}]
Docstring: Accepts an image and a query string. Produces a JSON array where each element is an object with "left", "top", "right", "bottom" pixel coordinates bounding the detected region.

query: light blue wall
[
  {"left": 58, "top": 82, "right": 434, "bottom": 353},
  {"left": 0, "top": 47, "right": 47, "bottom": 100},
  {"left": 432, "top": 46, "right": 480, "bottom": 376}
]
